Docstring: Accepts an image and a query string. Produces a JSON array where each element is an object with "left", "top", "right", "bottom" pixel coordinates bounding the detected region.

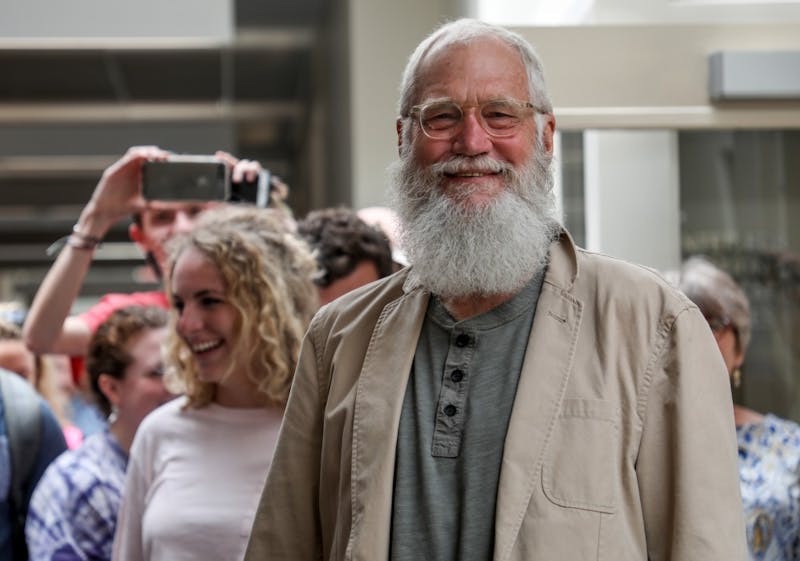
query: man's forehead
[
  {"left": 414, "top": 37, "right": 527, "bottom": 104},
  {"left": 143, "top": 201, "right": 214, "bottom": 212},
  {"left": 420, "top": 35, "right": 518, "bottom": 73}
]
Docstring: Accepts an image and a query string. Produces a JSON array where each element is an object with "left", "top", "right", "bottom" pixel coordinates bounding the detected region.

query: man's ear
[
  {"left": 541, "top": 113, "right": 557, "bottom": 155},
  {"left": 98, "top": 373, "right": 121, "bottom": 408},
  {"left": 129, "top": 222, "right": 143, "bottom": 244},
  {"left": 129, "top": 222, "right": 149, "bottom": 254},
  {"left": 396, "top": 118, "right": 404, "bottom": 156}
]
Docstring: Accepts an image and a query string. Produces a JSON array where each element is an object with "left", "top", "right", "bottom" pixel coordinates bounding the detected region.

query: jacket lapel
[
  {"left": 348, "top": 285, "right": 430, "bottom": 561},
  {"left": 493, "top": 234, "right": 583, "bottom": 561}
]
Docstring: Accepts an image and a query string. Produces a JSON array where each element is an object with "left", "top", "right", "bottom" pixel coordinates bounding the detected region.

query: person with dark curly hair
[
  {"left": 297, "top": 207, "right": 394, "bottom": 305},
  {"left": 26, "top": 306, "right": 171, "bottom": 561}
]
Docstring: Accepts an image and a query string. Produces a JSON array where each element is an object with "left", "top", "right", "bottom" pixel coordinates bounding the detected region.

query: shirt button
[
  {"left": 443, "top": 404, "right": 457, "bottom": 417},
  {"left": 450, "top": 369, "right": 464, "bottom": 383},
  {"left": 455, "top": 333, "right": 471, "bottom": 347}
]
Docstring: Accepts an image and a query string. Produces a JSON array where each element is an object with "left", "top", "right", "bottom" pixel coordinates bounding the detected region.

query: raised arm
[{"left": 24, "top": 146, "right": 170, "bottom": 356}]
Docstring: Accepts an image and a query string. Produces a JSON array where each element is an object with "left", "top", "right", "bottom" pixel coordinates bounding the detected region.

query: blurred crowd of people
[
  {"left": 0, "top": 146, "right": 400, "bottom": 561},
  {"left": 0, "top": 16, "right": 796, "bottom": 561}
]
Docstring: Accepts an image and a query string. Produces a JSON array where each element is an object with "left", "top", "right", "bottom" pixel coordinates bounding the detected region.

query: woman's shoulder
[
  {"left": 740, "top": 413, "right": 800, "bottom": 468},
  {"left": 30, "top": 431, "right": 126, "bottom": 514},
  {"left": 132, "top": 396, "right": 189, "bottom": 443},
  {"left": 765, "top": 413, "right": 800, "bottom": 444}
]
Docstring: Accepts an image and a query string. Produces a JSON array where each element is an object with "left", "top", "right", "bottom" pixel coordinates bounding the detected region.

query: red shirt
[
  {"left": 77, "top": 291, "right": 169, "bottom": 333},
  {"left": 70, "top": 291, "right": 170, "bottom": 384}
]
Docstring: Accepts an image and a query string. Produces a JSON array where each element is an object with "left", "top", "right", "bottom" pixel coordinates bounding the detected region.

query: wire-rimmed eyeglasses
[
  {"left": 408, "top": 99, "right": 546, "bottom": 140},
  {"left": 705, "top": 314, "right": 739, "bottom": 341}
]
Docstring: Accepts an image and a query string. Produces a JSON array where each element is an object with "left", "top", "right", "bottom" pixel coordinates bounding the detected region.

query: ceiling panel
[
  {"left": 0, "top": 0, "right": 326, "bottom": 302},
  {"left": 0, "top": 52, "right": 114, "bottom": 100}
]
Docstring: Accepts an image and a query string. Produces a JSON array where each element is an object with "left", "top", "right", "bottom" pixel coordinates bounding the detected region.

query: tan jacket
[{"left": 245, "top": 232, "right": 747, "bottom": 561}]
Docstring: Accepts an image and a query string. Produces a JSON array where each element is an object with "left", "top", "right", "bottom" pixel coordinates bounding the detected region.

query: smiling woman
[
  {"left": 26, "top": 305, "right": 170, "bottom": 561},
  {"left": 111, "top": 206, "right": 318, "bottom": 561}
]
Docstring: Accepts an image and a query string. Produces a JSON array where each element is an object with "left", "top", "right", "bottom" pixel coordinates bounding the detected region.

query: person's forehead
[
  {"left": 143, "top": 201, "right": 214, "bottom": 214},
  {"left": 126, "top": 327, "right": 167, "bottom": 367},
  {"left": 172, "top": 246, "right": 224, "bottom": 286},
  {"left": 415, "top": 37, "right": 527, "bottom": 102}
]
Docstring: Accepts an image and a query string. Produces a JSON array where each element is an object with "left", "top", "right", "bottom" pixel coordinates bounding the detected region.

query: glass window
[
  {"left": 556, "top": 129, "right": 800, "bottom": 422},
  {"left": 679, "top": 130, "right": 800, "bottom": 422}
]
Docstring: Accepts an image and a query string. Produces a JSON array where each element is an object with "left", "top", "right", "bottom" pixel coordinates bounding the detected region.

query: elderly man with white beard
[{"left": 244, "top": 18, "right": 747, "bottom": 561}]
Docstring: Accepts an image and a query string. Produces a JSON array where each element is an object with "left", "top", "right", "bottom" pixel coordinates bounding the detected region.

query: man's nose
[
  {"left": 172, "top": 211, "right": 195, "bottom": 234},
  {"left": 451, "top": 110, "right": 492, "bottom": 156}
]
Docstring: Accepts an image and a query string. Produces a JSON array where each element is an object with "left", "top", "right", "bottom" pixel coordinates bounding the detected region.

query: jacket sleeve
[
  {"left": 635, "top": 305, "right": 747, "bottom": 561},
  {"left": 245, "top": 325, "right": 325, "bottom": 561}
]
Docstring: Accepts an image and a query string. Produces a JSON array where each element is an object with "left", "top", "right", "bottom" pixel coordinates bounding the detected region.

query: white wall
[
  {"left": 347, "top": 0, "right": 458, "bottom": 208},
  {"left": 584, "top": 131, "right": 681, "bottom": 270},
  {"left": 479, "top": 0, "right": 800, "bottom": 26},
  {"left": 0, "top": 0, "right": 233, "bottom": 40}
]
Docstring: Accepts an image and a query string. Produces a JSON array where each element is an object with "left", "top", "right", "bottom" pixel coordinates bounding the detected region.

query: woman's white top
[{"left": 112, "top": 396, "right": 282, "bottom": 561}]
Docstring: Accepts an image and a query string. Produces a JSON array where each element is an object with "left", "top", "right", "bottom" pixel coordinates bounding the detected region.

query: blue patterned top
[
  {"left": 738, "top": 414, "right": 800, "bottom": 561},
  {"left": 25, "top": 430, "right": 127, "bottom": 561}
]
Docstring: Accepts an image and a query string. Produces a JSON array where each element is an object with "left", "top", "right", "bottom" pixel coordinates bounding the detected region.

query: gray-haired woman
[{"left": 676, "top": 256, "right": 800, "bottom": 561}]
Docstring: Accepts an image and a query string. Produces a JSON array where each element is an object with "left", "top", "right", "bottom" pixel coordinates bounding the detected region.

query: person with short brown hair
[{"left": 297, "top": 207, "right": 394, "bottom": 305}]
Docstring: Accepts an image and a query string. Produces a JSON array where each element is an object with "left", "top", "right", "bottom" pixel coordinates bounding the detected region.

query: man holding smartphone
[{"left": 23, "top": 146, "right": 264, "bottom": 359}]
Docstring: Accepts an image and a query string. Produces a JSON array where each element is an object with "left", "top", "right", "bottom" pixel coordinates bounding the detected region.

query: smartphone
[
  {"left": 142, "top": 156, "right": 230, "bottom": 201},
  {"left": 230, "top": 169, "right": 271, "bottom": 208}
]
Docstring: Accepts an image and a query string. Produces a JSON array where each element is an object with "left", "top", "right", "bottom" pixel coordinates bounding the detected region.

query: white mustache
[{"left": 429, "top": 156, "right": 513, "bottom": 176}]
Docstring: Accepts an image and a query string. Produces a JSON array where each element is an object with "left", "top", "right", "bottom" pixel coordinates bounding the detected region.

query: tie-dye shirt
[
  {"left": 738, "top": 414, "right": 800, "bottom": 561},
  {"left": 26, "top": 430, "right": 127, "bottom": 561}
]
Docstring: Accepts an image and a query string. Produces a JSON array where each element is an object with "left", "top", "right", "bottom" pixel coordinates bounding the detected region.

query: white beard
[{"left": 388, "top": 145, "right": 560, "bottom": 299}]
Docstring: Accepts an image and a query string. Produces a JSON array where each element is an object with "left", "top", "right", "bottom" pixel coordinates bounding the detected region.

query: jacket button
[
  {"left": 443, "top": 404, "right": 457, "bottom": 416},
  {"left": 450, "top": 369, "right": 464, "bottom": 383}
]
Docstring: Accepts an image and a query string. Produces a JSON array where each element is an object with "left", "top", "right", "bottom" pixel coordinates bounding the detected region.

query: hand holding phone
[
  {"left": 142, "top": 155, "right": 271, "bottom": 207},
  {"left": 142, "top": 156, "right": 229, "bottom": 202}
]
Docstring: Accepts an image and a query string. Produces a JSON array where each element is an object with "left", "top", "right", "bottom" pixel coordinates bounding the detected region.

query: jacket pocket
[{"left": 542, "top": 398, "right": 618, "bottom": 513}]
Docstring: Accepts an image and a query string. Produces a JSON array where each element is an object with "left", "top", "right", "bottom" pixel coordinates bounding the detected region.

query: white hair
[
  {"left": 397, "top": 19, "right": 553, "bottom": 118},
  {"left": 389, "top": 136, "right": 561, "bottom": 298}
]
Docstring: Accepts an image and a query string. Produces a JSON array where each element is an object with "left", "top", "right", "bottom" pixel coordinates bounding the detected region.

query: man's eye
[
  {"left": 424, "top": 108, "right": 460, "bottom": 130},
  {"left": 427, "top": 110, "right": 459, "bottom": 121},
  {"left": 201, "top": 297, "right": 222, "bottom": 307},
  {"left": 187, "top": 205, "right": 205, "bottom": 218},
  {"left": 151, "top": 211, "right": 176, "bottom": 224},
  {"left": 485, "top": 110, "right": 516, "bottom": 119}
]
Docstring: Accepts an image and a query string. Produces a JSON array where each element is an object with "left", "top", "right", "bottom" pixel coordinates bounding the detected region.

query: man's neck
[{"left": 441, "top": 291, "right": 518, "bottom": 321}]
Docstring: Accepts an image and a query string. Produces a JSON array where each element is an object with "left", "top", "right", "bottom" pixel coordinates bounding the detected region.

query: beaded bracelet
[
  {"left": 45, "top": 224, "right": 103, "bottom": 256},
  {"left": 70, "top": 224, "right": 103, "bottom": 248}
]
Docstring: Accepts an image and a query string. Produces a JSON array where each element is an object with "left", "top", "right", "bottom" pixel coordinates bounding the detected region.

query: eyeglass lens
[{"left": 419, "top": 101, "right": 529, "bottom": 139}]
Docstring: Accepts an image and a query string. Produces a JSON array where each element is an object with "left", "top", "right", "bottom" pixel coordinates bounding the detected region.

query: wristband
[
  {"left": 71, "top": 224, "right": 104, "bottom": 246},
  {"left": 46, "top": 224, "right": 103, "bottom": 256}
]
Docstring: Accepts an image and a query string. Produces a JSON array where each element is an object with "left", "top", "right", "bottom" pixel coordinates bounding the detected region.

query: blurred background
[{"left": 1, "top": 0, "right": 800, "bottom": 419}]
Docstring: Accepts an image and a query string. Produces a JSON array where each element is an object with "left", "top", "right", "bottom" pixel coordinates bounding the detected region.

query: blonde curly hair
[{"left": 163, "top": 206, "right": 319, "bottom": 408}]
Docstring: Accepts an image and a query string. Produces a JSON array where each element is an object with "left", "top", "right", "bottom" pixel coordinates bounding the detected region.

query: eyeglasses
[
  {"left": 408, "top": 99, "right": 545, "bottom": 140},
  {"left": 705, "top": 315, "right": 738, "bottom": 339}
]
